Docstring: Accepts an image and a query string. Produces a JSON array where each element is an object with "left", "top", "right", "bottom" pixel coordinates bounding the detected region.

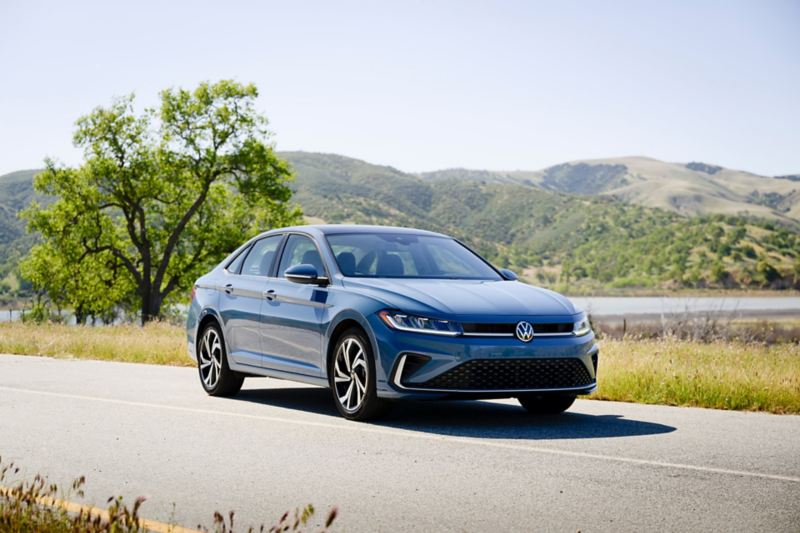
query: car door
[
  {"left": 259, "top": 233, "right": 329, "bottom": 377},
  {"left": 218, "top": 234, "right": 283, "bottom": 369}
]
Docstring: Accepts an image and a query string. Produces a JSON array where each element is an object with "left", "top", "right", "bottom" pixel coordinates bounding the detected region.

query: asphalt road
[{"left": 1, "top": 355, "right": 798, "bottom": 532}]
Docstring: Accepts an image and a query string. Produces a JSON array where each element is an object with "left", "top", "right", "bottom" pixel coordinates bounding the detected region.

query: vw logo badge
[{"left": 515, "top": 321, "right": 534, "bottom": 342}]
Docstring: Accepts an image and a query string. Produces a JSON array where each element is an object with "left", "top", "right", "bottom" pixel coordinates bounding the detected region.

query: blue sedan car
[{"left": 187, "top": 225, "right": 598, "bottom": 420}]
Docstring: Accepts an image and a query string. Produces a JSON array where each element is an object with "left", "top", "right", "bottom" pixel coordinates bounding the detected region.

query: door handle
[
  {"left": 265, "top": 289, "right": 276, "bottom": 300},
  {"left": 224, "top": 284, "right": 234, "bottom": 294}
]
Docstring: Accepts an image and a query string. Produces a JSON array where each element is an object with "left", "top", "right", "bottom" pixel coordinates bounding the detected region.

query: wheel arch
[
  {"left": 325, "top": 310, "right": 379, "bottom": 380},
  {"left": 196, "top": 308, "right": 227, "bottom": 354}
]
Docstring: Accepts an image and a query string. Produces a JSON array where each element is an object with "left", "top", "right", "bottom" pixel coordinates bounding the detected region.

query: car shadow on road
[{"left": 233, "top": 386, "right": 676, "bottom": 440}]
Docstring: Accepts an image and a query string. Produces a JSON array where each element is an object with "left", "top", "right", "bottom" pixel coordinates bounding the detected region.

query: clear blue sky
[{"left": 1, "top": 0, "right": 798, "bottom": 176}]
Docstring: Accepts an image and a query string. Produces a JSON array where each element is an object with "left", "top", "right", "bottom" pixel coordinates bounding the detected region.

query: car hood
[{"left": 341, "top": 278, "right": 578, "bottom": 318}]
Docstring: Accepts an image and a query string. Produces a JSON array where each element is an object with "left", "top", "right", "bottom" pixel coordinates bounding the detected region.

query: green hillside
[
  {"left": 425, "top": 157, "right": 800, "bottom": 224},
  {"left": 1, "top": 153, "right": 798, "bottom": 298},
  {"left": 285, "top": 152, "right": 799, "bottom": 291},
  {"left": 0, "top": 170, "right": 41, "bottom": 296}
]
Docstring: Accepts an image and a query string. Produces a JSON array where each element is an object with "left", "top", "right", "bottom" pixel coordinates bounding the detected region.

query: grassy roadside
[
  {"left": 1, "top": 323, "right": 798, "bottom": 414},
  {"left": 0, "top": 457, "right": 337, "bottom": 532},
  {"left": 592, "top": 339, "right": 800, "bottom": 413},
  {"left": 0, "top": 322, "right": 191, "bottom": 367}
]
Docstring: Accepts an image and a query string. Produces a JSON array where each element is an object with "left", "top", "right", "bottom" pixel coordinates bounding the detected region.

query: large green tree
[{"left": 22, "top": 80, "right": 302, "bottom": 323}]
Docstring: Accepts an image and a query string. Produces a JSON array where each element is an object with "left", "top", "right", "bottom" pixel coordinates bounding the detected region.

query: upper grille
[
  {"left": 461, "top": 322, "right": 574, "bottom": 335},
  {"left": 418, "top": 358, "right": 594, "bottom": 391},
  {"left": 461, "top": 323, "right": 516, "bottom": 335}
]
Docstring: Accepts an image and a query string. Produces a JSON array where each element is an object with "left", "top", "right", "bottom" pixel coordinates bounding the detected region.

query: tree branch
[
  {"left": 153, "top": 174, "right": 215, "bottom": 291},
  {"left": 159, "top": 239, "right": 208, "bottom": 299},
  {"left": 79, "top": 239, "right": 143, "bottom": 286}
]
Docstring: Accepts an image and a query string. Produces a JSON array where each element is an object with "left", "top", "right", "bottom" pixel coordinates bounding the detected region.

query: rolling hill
[
  {"left": 1, "top": 153, "right": 798, "bottom": 297},
  {"left": 423, "top": 157, "right": 800, "bottom": 223},
  {"left": 284, "top": 152, "right": 799, "bottom": 291}
]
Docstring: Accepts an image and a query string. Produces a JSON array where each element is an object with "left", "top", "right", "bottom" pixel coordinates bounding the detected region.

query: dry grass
[
  {"left": 593, "top": 339, "right": 800, "bottom": 414},
  {"left": 0, "top": 322, "right": 190, "bottom": 366},
  {"left": 594, "top": 316, "right": 800, "bottom": 344},
  {"left": 2, "top": 323, "right": 799, "bottom": 414},
  {"left": 0, "top": 457, "right": 338, "bottom": 532}
]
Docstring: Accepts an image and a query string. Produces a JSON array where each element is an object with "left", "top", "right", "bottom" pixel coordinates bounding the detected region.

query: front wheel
[
  {"left": 517, "top": 394, "right": 576, "bottom": 415},
  {"left": 197, "top": 323, "right": 244, "bottom": 397},
  {"left": 329, "top": 328, "right": 389, "bottom": 421}
]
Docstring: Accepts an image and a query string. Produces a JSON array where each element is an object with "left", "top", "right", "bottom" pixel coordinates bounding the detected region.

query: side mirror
[
  {"left": 285, "top": 264, "right": 329, "bottom": 286},
  {"left": 499, "top": 268, "right": 518, "bottom": 281}
]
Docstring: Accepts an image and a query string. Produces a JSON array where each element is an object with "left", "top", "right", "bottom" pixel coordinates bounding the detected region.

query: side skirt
[{"left": 228, "top": 359, "right": 329, "bottom": 388}]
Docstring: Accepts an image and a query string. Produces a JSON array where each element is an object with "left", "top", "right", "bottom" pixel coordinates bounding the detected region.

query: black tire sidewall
[
  {"left": 197, "top": 323, "right": 243, "bottom": 397},
  {"left": 329, "top": 328, "right": 384, "bottom": 420},
  {"left": 518, "top": 393, "right": 576, "bottom": 415}
]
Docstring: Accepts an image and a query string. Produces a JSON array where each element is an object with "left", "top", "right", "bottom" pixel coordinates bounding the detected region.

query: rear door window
[{"left": 240, "top": 235, "right": 283, "bottom": 277}]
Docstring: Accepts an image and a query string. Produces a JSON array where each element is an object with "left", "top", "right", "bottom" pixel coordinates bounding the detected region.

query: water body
[
  {"left": 0, "top": 309, "right": 76, "bottom": 324},
  {"left": 568, "top": 296, "right": 800, "bottom": 318}
]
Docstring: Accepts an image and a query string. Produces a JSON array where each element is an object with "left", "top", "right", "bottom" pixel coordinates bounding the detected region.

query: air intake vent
[
  {"left": 461, "top": 323, "right": 515, "bottom": 335},
  {"left": 533, "top": 323, "right": 573, "bottom": 334},
  {"left": 395, "top": 354, "right": 431, "bottom": 385},
  {"left": 419, "top": 358, "right": 593, "bottom": 391}
]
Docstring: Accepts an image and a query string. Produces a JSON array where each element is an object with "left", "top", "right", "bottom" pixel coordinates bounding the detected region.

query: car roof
[{"left": 258, "top": 224, "right": 448, "bottom": 239}]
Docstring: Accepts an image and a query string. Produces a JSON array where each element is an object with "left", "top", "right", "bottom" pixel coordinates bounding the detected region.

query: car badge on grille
[{"left": 515, "top": 321, "right": 534, "bottom": 342}]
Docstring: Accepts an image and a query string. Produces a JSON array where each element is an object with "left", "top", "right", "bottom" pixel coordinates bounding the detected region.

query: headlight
[
  {"left": 573, "top": 314, "right": 592, "bottom": 336},
  {"left": 379, "top": 311, "right": 462, "bottom": 336}
]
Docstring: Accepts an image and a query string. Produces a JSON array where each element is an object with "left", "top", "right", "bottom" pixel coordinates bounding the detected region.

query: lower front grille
[{"left": 418, "top": 358, "right": 594, "bottom": 391}]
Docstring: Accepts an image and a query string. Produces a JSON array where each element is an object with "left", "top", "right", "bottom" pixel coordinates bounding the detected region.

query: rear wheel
[
  {"left": 517, "top": 394, "right": 576, "bottom": 415},
  {"left": 197, "top": 323, "right": 244, "bottom": 397},
  {"left": 329, "top": 328, "right": 389, "bottom": 421}
]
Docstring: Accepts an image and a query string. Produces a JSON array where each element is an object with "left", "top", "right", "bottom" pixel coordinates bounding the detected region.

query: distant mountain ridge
[
  {"left": 1, "top": 153, "right": 798, "bottom": 294},
  {"left": 280, "top": 152, "right": 798, "bottom": 290},
  {"left": 422, "top": 156, "right": 800, "bottom": 223}
]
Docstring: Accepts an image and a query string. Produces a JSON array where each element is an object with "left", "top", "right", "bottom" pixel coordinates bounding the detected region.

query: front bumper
[{"left": 369, "top": 315, "right": 599, "bottom": 400}]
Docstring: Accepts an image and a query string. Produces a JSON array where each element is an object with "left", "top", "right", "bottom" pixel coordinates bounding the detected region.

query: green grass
[{"left": 1, "top": 323, "right": 799, "bottom": 414}]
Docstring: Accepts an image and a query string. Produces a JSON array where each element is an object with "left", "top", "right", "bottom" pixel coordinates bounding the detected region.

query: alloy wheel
[
  {"left": 199, "top": 327, "right": 223, "bottom": 389},
  {"left": 333, "top": 337, "right": 368, "bottom": 413}
]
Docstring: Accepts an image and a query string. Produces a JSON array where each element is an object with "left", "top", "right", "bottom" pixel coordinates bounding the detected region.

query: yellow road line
[{"left": 0, "top": 485, "right": 201, "bottom": 533}]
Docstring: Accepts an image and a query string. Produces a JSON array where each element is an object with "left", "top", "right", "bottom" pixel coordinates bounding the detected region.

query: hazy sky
[{"left": 1, "top": 0, "right": 798, "bottom": 176}]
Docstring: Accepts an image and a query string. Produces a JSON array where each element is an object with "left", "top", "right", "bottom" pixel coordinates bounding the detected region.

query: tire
[
  {"left": 329, "top": 328, "right": 389, "bottom": 421},
  {"left": 197, "top": 322, "right": 244, "bottom": 397},
  {"left": 517, "top": 394, "right": 576, "bottom": 415}
]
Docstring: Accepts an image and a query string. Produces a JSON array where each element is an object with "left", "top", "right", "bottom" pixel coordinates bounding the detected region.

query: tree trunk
[
  {"left": 140, "top": 290, "right": 162, "bottom": 324},
  {"left": 74, "top": 305, "right": 85, "bottom": 326}
]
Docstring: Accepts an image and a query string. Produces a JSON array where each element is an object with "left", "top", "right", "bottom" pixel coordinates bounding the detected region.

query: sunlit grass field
[
  {"left": 592, "top": 338, "right": 800, "bottom": 414},
  {"left": 0, "top": 322, "right": 191, "bottom": 367},
  {"left": 1, "top": 323, "right": 798, "bottom": 414}
]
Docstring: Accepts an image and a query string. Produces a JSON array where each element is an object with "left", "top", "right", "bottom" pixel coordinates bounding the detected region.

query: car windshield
[{"left": 326, "top": 233, "right": 502, "bottom": 280}]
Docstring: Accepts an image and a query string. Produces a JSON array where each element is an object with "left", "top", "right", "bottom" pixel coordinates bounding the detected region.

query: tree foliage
[{"left": 22, "top": 80, "right": 302, "bottom": 322}]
